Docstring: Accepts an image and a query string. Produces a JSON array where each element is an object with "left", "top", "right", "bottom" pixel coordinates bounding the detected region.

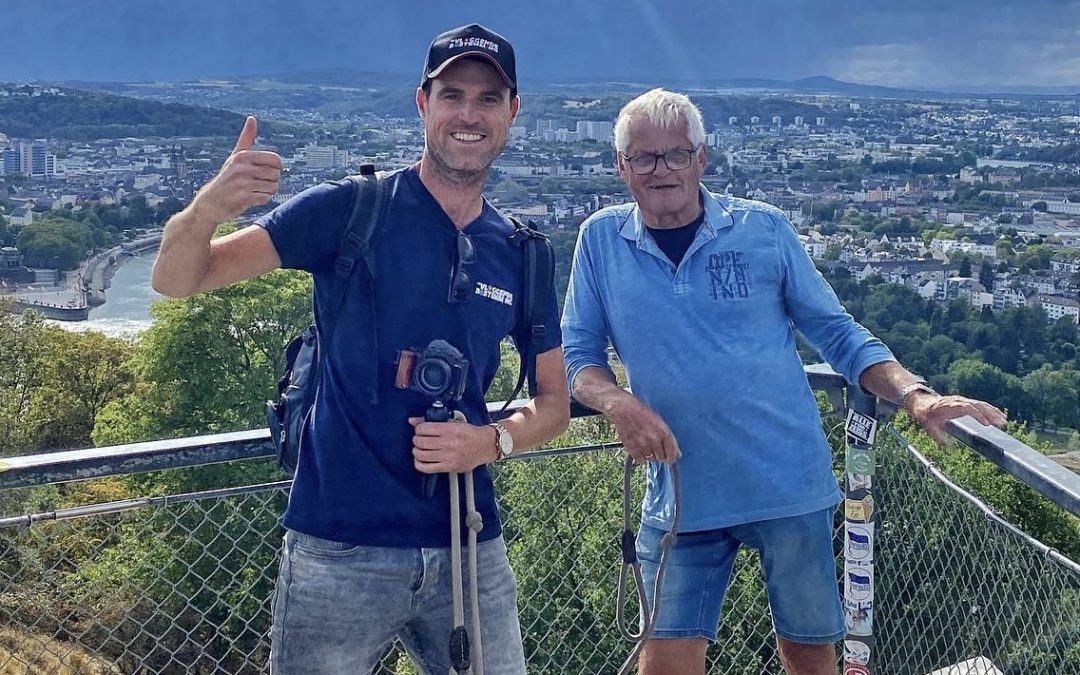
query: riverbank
[{"left": 3, "top": 234, "right": 161, "bottom": 322}]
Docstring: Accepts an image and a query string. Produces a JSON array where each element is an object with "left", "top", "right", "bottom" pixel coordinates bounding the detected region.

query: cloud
[{"left": 826, "top": 44, "right": 937, "bottom": 88}]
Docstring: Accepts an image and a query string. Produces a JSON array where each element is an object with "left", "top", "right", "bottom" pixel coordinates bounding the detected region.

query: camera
[{"left": 395, "top": 339, "right": 469, "bottom": 403}]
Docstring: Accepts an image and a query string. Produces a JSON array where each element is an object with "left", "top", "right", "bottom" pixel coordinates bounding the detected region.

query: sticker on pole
[
  {"left": 845, "top": 565, "right": 874, "bottom": 602},
  {"left": 844, "top": 665, "right": 871, "bottom": 675},
  {"left": 844, "top": 599, "right": 874, "bottom": 637},
  {"left": 845, "top": 495, "right": 875, "bottom": 523},
  {"left": 848, "top": 472, "right": 873, "bottom": 491},
  {"left": 844, "top": 639, "right": 871, "bottom": 665},
  {"left": 845, "top": 409, "right": 877, "bottom": 446},
  {"left": 846, "top": 448, "right": 875, "bottom": 476},
  {"left": 845, "top": 523, "right": 874, "bottom": 562}
]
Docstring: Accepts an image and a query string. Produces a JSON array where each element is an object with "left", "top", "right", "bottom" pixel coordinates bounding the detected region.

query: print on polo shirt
[{"left": 707, "top": 250, "right": 751, "bottom": 300}]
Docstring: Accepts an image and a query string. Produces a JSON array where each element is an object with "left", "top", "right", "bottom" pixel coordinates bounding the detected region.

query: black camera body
[{"left": 395, "top": 339, "right": 469, "bottom": 403}]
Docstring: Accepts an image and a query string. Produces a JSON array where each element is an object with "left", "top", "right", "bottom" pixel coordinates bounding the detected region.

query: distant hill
[{"left": 0, "top": 85, "right": 249, "bottom": 140}]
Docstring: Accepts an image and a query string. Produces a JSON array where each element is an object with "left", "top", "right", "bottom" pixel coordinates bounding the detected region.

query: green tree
[
  {"left": 946, "top": 359, "right": 1028, "bottom": 420},
  {"left": 94, "top": 269, "right": 312, "bottom": 451},
  {"left": 1022, "top": 365, "right": 1079, "bottom": 428},
  {"left": 15, "top": 217, "right": 93, "bottom": 269},
  {"left": 978, "top": 261, "right": 995, "bottom": 292},
  {"left": 0, "top": 310, "right": 134, "bottom": 456}
]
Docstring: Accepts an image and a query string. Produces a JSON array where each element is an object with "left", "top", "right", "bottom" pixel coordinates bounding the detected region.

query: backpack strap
[
  {"left": 322, "top": 164, "right": 386, "bottom": 404},
  {"left": 503, "top": 217, "right": 554, "bottom": 411}
]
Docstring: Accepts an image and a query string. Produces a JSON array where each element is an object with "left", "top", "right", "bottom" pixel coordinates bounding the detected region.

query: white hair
[{"left": 613, "top": 88, "right": 706, "bottom": 153}]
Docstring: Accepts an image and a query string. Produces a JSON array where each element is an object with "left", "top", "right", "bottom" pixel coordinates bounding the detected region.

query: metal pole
[{"left": 842, "top": 385, "right": 878, "bottom": 675}]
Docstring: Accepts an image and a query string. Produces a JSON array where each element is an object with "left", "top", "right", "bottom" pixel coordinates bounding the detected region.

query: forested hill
[{"left": 0, "top": 85, "right": 246, "bottom": 140}]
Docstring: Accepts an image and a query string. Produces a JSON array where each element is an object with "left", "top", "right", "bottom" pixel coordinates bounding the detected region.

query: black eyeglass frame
[{"left": 620, "top": 144, "right": 703, "bottom": 175}]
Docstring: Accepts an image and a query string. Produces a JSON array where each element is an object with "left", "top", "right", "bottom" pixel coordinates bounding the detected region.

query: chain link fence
[{"left": 1, "top": 416, "right": 1078, "bottom": 674}]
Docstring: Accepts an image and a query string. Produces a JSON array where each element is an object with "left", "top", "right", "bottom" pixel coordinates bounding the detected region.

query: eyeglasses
[
  {"left": 621, "top": 145, "right": 701, "bottom": 175},
  {"left": 448, "top": 231, "right": 476, "bottom": 303}
]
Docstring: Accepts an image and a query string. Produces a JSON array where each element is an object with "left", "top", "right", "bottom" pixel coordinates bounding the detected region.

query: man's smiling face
[
  {"left": 617, "top": 115, "right": 705, "bottom": 228},
  {"left": 418, "top": 57, "right": 518, "bottom": 183}
]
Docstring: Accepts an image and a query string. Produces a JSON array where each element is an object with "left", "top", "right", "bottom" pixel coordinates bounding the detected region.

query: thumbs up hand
[{"left": 190, "top": 116, "right": 284, "bottom": 226}]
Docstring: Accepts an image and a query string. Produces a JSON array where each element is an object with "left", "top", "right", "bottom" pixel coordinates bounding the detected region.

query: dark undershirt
[{"left": 646, "top": 211, "right": 706, "bottom": 267}]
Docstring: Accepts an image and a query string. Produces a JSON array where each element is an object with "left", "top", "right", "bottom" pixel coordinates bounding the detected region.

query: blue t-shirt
[{"left": 256, "top": 166, "right": 562, "bottom": 547}]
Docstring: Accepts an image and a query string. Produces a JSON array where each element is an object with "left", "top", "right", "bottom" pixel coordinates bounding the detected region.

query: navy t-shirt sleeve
[{"left": 253, "top": 180, "right": 355, "bottom": 274}]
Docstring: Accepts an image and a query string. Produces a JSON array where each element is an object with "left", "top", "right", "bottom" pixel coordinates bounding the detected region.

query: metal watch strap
[
  {"left": 489, "top": 422, "right": 513, "bottom": 460},
  {"left": 897, "top": 382, "right": 936, "bottom": 410}
]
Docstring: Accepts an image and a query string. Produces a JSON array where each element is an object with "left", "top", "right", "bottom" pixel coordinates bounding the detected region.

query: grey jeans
[{"left": 269, "top": 530, "right": 525, "bottom": 674}]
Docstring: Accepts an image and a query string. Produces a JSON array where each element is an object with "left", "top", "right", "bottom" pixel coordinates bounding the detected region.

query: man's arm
[
  {"left": 560, "top": 218, "right": 679, "bottom": 464},
  {"left": 859, "top": 361, "right": 1007, "bottom": 445},
  {"left": 571, "top": 366, "right": 680, "bottom": 464},
  {"left": 409, "top": 346, "right": 571, "bottom": 473},
  {"left": 152, "top": 116, "right": 284, "bottom": 298}
]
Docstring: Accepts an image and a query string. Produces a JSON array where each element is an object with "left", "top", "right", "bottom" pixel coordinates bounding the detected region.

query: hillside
[{"left": 0, "top": 85, "right": 246, "bottom": 140}]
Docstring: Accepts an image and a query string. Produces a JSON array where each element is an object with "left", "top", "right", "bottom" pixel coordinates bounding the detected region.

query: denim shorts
[
  {"left": 269, "top": 530, "right": 525, "bottom": 674},
  {"left": 636, "top": 507, "right": 845, "bottom": 644}
]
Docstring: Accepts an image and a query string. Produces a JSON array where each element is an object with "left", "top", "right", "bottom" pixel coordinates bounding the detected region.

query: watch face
[{"left": 497, "top": 430, "right": 513, "bottom": 453}]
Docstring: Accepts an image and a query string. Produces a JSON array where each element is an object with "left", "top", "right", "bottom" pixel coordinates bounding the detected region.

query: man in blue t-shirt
[
  {"left": 152, "top": 24, "right": 569, "bottom": 675},
  {"left": 561, "top": 89, "right": 1006, "bottom": 675}
]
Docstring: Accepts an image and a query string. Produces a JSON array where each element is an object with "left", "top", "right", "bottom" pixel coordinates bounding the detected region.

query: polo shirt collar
[{"left": 618, "top": 184, "right": 737, "bottom": 245}]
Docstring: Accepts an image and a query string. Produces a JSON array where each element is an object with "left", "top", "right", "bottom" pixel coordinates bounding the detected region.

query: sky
[{"left": 4, "top": 0, "right": 1080, "bottom": 89}]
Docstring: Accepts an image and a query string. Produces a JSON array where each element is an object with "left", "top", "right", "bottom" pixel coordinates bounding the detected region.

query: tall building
[
  {"left": 535, "top": 119, "right": 556, "bottom": 136},
  {"left": 1, "top": 147, "right": 18, "bottom": 174},
  {"left": 303, "top": 144, "right": 345, "bottom": 169},
  {"left": 2, "top": 140, "right": 52, "bottom": 176},
  {"left": 575, "top": 120, "right": 613, "bottom": 142},
  {"left": 30, "top": 140, "right": 47, "bottom": 176}
]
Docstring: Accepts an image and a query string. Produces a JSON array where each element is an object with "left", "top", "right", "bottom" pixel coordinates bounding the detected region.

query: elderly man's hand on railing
[{"left": 906, "top": 391, "right": 1008, "bottom": 446}]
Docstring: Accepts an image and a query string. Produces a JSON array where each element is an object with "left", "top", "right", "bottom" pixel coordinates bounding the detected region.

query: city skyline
[{"left": 5, "top": 0, "right": 1080, "bottom": 91}]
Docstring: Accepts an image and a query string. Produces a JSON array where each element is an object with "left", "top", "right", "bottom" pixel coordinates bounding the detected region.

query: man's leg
[
  {"left": 401, "top": 536, "right": 526, "bottom": 675},
  {"left": 638, "top": 638, "right": 708, "bottom": 675},
  {"left": 732, "top": 507, "right": 845, "bottom": 675},
  {"left": 635, "top": 524, "right": 742, "bottom": 675},
  {"left": 269, "top": 530, "right": 415, "bottom": 674},
  {"left": 777, "top": 638, "right": 837, "bottom": 675}
]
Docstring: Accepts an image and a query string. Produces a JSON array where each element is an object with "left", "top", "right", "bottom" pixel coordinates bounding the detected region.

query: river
[{"left": 51, "top": 254, "right": 161, "bottom": 339}]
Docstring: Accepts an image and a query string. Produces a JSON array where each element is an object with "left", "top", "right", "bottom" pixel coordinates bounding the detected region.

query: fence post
[{"left": 842, "top": 385, "right": 878, "bottom": 675}]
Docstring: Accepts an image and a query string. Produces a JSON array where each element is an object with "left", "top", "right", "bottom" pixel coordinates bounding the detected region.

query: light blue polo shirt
[{"left": 561, "top": 187, "right": 895, "bottom": 532}]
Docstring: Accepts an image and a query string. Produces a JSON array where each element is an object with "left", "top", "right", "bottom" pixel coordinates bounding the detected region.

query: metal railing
[{"left": 1, "top": 367, "right": 1078, "bottom": 675}]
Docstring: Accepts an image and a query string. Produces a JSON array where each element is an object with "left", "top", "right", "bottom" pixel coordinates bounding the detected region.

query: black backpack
[{"left": 266, "top": 166, "right": 556, "bottom": 475}]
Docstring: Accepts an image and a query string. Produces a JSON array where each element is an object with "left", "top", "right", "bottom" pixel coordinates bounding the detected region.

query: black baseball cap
[{"left": 421, "top": 23, "right": 517, "bottom": 97}]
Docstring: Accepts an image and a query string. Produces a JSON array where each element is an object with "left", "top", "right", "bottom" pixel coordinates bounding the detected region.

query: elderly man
[
  {"left": 561, "top": 88, "right": 1005, "bottom": 675},
  {"left": 153, "top": 24, "right": 569, "bottom": 675}
]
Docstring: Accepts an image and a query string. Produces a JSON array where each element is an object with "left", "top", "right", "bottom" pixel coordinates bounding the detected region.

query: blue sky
[{"left": 5, "top": 0, "right": 1079, "bottom": 88}]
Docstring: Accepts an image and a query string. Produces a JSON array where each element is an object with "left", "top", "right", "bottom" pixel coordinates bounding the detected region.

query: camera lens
[{"left": 415, "top": 360, "right": 451, "bottom": 396}]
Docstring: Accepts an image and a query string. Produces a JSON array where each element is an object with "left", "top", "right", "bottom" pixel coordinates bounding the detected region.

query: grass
[{"left": 0, "top": 628, "right": 119, "bottom": 675}]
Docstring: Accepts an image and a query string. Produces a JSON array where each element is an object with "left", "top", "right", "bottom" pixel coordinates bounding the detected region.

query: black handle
[{"left": 422, "top": 402, "right": 452, "bottom": 497}]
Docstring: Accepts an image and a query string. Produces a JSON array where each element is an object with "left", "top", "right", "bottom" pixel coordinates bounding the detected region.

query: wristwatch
[
  {"left": 897, "top": 382, "right": 937, "bottom": 411},
  {"left": 489, "top": 422, "right": 514, "bottom": 461}
]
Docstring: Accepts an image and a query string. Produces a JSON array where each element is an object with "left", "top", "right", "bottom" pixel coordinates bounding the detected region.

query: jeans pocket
[{"left": 290, "top": 531, "right": 363, "bottom": 559}]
